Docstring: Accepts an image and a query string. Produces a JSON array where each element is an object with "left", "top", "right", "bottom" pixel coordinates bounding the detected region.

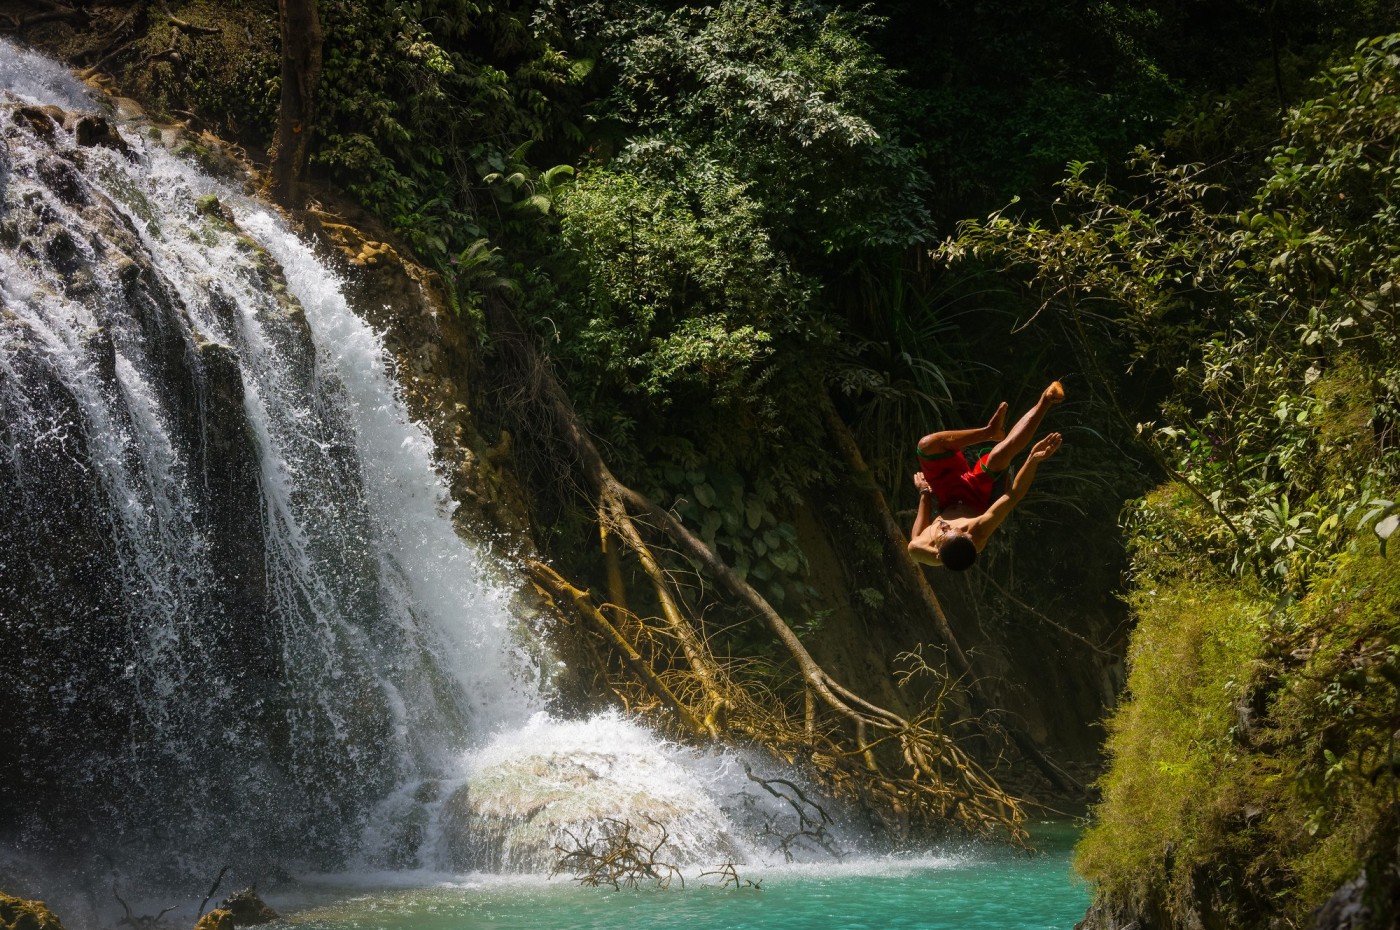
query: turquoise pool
[{"left": 280, "top": 823, "right": 1089, "bottom": 930}]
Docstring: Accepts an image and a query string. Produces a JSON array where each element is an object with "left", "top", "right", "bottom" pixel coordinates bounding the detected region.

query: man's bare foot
[
  {"left": 1043, "top": 381, "right": 1066, "bottom": 405},
  {"left": 986, "top": 401, "right": 1008, "bottom": 440}
]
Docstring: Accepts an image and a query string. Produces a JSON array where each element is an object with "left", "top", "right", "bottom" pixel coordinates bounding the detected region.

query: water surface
[{"left": 282, "top": 823, "right": 1088, "bottom": 930}]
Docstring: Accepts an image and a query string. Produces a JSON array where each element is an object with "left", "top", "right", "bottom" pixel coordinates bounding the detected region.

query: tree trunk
[
  {"left": 271, "top": 0, "right": 322, "bottom": 206},
  {"left": 526, "top": 560, "right": 706, "bottom": 735}
]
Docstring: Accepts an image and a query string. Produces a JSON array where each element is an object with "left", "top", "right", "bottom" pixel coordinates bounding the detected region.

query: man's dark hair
[{"left": 939, "top": 535, "right": 977, "bottom": 571}]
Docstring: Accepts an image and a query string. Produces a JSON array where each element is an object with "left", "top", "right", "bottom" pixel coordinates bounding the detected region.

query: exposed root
[
  {"left": 113, "top": 883, "right": 177, "bottom": 930},
  {"left": 528, "top": 553, "right": 1027, "bottom": 843},
  {"left": 698, "top": 863, "right": 763, "bottom": 890},
  {"left": 741, "top": 761, "right": 841, "bottom": 861}
]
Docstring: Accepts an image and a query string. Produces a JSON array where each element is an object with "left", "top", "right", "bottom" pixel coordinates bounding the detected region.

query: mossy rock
[
  {"left": 217, "top": 889, "right": 278, "bottom": 925},
  {"left": 0, "top": 894, "right": 66, "bottom": 930},
  {"left": 192, "top": 910, "right": 233, "bottom": 930}
]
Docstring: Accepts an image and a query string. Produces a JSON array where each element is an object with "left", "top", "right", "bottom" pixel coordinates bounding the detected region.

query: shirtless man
[{"left": 908, "top": 382, "right": 1065, "bottom": 571}]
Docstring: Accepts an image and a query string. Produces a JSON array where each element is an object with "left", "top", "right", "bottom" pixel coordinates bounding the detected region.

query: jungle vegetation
[
  {"left": 9, "top": 0, "right": 1399, "bottom": 922},
  {"left": 950, "top": 35, "right": 1400, "bottom": 926}
]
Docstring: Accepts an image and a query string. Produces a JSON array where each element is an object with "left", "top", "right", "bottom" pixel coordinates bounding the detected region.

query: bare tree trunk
[{"left": 271, "top": 0, "right": 322, "bottom": 206}]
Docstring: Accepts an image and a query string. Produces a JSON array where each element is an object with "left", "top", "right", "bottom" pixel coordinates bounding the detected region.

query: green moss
[
  {"left": 1077, "top": 535, "right": 1400, "bottom": 926},
  {"left": 0, "top": 894, "right": 65, "bottom": 930},
  {"left": 1076, "top": 568, "right": 1269, "bottom": 899},
  {"left": 1272, "top": 547, "right": 1400, "bottom": 905}
]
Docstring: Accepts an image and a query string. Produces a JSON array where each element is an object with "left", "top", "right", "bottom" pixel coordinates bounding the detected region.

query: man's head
[{"left": 937, "top": 533, "right": 977, "bottom": 571}]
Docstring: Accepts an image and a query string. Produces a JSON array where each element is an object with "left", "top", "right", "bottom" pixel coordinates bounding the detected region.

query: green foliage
[
  {"left": 1075, "top": 563, "right": 1270, "bottom": 913},
  {"left": 950, "top": 36, "right": 1400, "bottom": 927},
  {"left": 1154, "top": 0, "right": 1397, "bottom": 181},
  {"left": 554, "top": 159, "right": 817, "bottom": 410},
  {"left": 860, "top": 0, "right": 1396, "bottom": 221},
  {"left": 1078, "top": 539, "right": 1400, "bottom": 926},
  {"left": 312, "top": 0, "right": 582, "bottom": 268},
  {"left": 546, "top": 0, "right": 932, "bottom": 254},
  {"left": 112, "top": 3, "right": 281, "bottom": 144},
  {"left": 852, "top": 0, "right": 1182, "bottom": 222},
  {"left": 826, "top": 257, "right": 969, "bottom": 500},
  {"left": 652, "top": 461, "right": 816, "bottom": 611},
  {"left": 944, "top": 35, "right": 1400, "bottom": 592},
  {"left": 522, "top": 0, "right": 940, "bottom": 557},
  {"left": 1277, "top": 550, "right": 1400, "bottom": 906}
]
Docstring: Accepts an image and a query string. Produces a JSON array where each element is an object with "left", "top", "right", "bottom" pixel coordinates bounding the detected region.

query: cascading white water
[
  {"left": 0, "top": 36, "right": 546, "bottom": 876},
  {"left": 0, "top": 40, "right": 848, "bottom": 908}
]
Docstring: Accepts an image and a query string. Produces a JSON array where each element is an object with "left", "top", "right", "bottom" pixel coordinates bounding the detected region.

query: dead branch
[
  {"left": 550, "top": 817, "right": 684, "bottom": 889},
  {"left": 699, "top": 863, "right": 762, "bottom": 889},
  {"left": 169, "top": 17, "right": 220, "bottom": 36},
  {"left": 143, "top": 47, "right": 182, "bottom": 66},
  {"left": 113, "top": 884, "right": 178, "bottom": 930},
  {"left": 140, "top": 5, "right": 222, "bottom": 70},
  {"left": 78, "top": 3, "right": 149, "bottom": 78},
  {"left": 741, "top": 762, "right": 842, "bottom": 861},
  {"left": 4, "top": 5, "right": 87, "bottom": 30},
  {"left": 196, "top": 865, "right": 231, "bottom": 918}
]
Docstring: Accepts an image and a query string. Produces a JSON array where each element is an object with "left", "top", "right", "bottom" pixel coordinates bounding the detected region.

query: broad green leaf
[{"left": 694, "top": 482, "right": 717, "bottom": 508}]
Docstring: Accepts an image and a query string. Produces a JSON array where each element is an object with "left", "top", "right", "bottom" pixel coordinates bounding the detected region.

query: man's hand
[
  {"left": 913, "top": 471, "right": 933, "bottom": 496},
  {"left": 1028, "top": 432, "right": 1062, "bottom": 463}
]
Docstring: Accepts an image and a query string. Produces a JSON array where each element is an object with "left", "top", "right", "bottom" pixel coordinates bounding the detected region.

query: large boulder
[{"left": 438, "top": 716, "right": 739, "bottom": 872}]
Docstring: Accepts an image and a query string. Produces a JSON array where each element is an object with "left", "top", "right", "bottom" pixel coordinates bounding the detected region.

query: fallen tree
[{"left": 489, "top": 297, "right": 1028, "bottom": 841}]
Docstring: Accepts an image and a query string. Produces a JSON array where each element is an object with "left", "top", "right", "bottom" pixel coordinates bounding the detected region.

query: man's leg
[
  {"left": 983, "top": 382, "right": 1065, "bottom": 472},
  {"left": 917, "top": 402, "right": 1008, "bottom": 456}
]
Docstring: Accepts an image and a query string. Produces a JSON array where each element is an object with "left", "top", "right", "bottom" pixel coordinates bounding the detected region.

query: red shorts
[{"left": 918, "top": 449, "right": 1003, "bottom": 515}]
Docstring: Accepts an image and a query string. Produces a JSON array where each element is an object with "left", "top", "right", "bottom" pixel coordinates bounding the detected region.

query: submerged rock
[
  {"left": 10, "top": 106, "right": 56, "bottom": 139},
  {"left": 192, "top": 910, "right": 232, "bottom": 930}
]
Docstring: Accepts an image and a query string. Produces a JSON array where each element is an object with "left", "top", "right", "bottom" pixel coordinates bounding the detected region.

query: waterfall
[
  {"left": 0, "top": 35, "right": 545, "bottom": 876},
  {"left": 0, "top": 41, "right": 848, "bottom": 910}
]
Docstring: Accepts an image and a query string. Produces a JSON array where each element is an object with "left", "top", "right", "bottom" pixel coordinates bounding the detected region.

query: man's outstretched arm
[
  {"left": 969, "top": 432, "right": 1062, "bottom": 547},
  {"left": 910, "top": 472, "right": 935, "bottom": 537},
  {"left": 908, "top": 474, "right": 941, "bottom": 565}
]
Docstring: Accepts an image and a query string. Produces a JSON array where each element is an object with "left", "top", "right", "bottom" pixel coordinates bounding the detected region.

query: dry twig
[
  {"left": 550, "top": 817, "right": 684, "bottom": 889},
  {"left": 113, "top": 883, "right": 178, "bottom": 930}
]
